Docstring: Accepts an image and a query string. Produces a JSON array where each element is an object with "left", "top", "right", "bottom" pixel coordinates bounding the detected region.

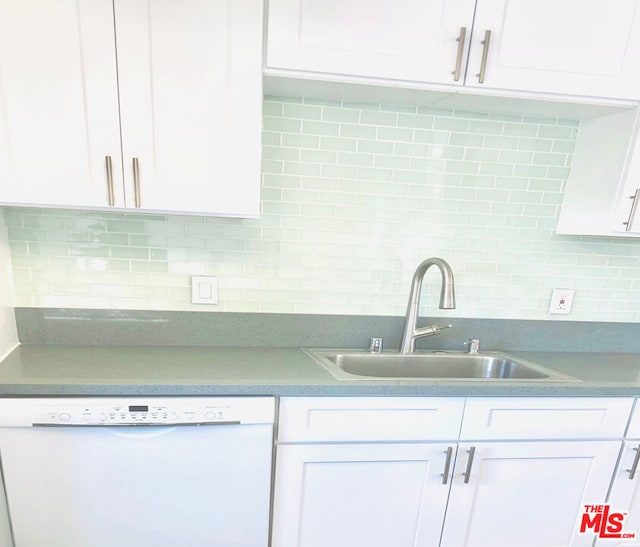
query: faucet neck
[{"left": 400, "top": 258, "right": 456, "bottom": 354}]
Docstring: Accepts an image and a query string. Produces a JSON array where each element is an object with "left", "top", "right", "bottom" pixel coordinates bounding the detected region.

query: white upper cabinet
[
  {"left": 115, "top": 0, "right": 262, "bottom": 216},
  {"left": 0, "top": 0, "right": 263, "bottom": 217},
  {"left": 468, "top": 0, "right": 640, "bottom": 99},
  {"left": 266, "top": 0, "right": 640, "bottom": 100},
  {"left": 612, "top": 132, "right": 640, "bottom": 234},
  {"left": 0, "top": 0, "right": 123, "bottom": 209},
  {"left": 556, "top": 108, "right": 640, "bottom": 238},
  {"left": 266, "top": 0, "right": 477, "bottom": 85}
]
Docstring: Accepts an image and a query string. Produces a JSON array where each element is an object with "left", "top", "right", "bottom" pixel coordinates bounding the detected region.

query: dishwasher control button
[
  {"left": 205, "top": 412, "right": 217, "bottom": 420},
  {"left": 58, "top": 413, "right": 71, "bottom": 422}
]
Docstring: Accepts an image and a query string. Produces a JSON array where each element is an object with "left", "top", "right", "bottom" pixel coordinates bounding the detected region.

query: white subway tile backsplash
[{"left": 4, "top": 96, "right": 640, "bottom": 320}]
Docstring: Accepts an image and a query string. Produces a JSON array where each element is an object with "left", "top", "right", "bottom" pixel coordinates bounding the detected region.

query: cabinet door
[
  {"left": 0, "top": 472, "right": 11, "bottom": 547},
  {"left": 440, "top": 441, "right": 622, "bottom": 547},
  {"left": 266, "top": 0, "right": 476, "bottom": 85},
  {"left": 0, "top": 0, "right": 123, "bottom": 208},
  {"left": 599, "top": 440, "right": 640, "bottom": 546},
  {"left": 272, "top": 443, "right": 455, "bottom": 547},
  {"left": 468, "top": 0, "right": 640, "bottom": 99},
  {"left": 114, "top": 0, "right": 262, "bottom": 217},
  {"left": 611, "top": 130, "right": 640, "bottom": 235},
  {"left": 556, "top": 109, "right": 638, "bottom": 238}
]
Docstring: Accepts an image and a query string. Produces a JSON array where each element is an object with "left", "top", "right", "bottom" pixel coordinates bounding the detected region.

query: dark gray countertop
[{"left": 1, "top": 344, "right": 640, "bottom": 397}]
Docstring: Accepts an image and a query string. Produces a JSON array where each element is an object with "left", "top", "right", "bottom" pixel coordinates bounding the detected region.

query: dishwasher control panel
[
  {"left": 18, "top": 397, "right": 275, "bottom": 427},
  {"left": 36, "top": 403, "right": 232, "bottom": 425}
]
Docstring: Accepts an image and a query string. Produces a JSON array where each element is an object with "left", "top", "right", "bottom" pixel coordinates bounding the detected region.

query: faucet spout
[{"left": 400, "top": 257, "right": 456, "bottom": 354}]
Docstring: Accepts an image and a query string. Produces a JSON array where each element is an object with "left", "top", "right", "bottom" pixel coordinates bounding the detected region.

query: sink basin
[{"left": 303, "top": 349, "right": 579, "bottom": 382}]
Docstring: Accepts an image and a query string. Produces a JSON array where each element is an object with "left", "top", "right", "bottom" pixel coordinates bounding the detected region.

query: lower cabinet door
[
  {"left": 271, "top": 442, "right": 455, "bottom": 547},
  {"left": 598, "top": 440, "right": 640, "bottom": 546},
  {"left": 440, "top": 441, "right": 622, "bottom": 547}
]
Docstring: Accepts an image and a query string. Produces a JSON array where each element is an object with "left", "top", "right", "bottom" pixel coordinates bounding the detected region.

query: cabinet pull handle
[
  {"left": 132, "top": 157, "right": 141, "bottom": 208},
  {"left": 452, "top": 27, "right": 467, "bottom": 82},
  {"left": 627, "top": 445, "right": 640, "bottom": 479},
  {"left": 623, "top": 188, "right": 640, "bottom": 232},
  {"left": 441, "top": 446, "right": 454, "bottom": 484},
  {"left": 105, "top": 156, "right": 115, "bottom": 207},
  {"left": 463, "top": 446, "right": 476, "bottom": 484},
  {"left": 477, "top": 30, "right": 492, "bottom": 84}
]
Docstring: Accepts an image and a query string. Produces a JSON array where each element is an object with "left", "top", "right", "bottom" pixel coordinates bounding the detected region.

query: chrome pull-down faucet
[{"left": 399, "top": 258, "right": 456, "bottom": 354}]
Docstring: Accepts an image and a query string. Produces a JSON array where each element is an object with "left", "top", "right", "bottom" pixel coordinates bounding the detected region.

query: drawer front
[
  {"left": 460, "top": 397, "right": 634, "bottom": 440},
  {"left": 278, "top": 397, "right": 465, "bottom": 443},
  {"left": 625, "top": 399, "right": 640, "bottom": 438}
]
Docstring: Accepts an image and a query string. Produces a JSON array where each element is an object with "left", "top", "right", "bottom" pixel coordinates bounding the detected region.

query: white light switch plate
[
  {"left": 548, "top": 288, "right": 575, "bottom": 315},
  {"left": 191, "top": 276, "right": 218, "bottom": 304}
]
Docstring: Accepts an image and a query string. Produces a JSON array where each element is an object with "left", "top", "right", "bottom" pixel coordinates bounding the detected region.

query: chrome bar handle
[
  {"left": 441, "top": 446, "right": 454, "bottom": 484},
  {"left": 132, "top": 157, "right": 141, "bottom": 208},
  {"left": 105, "top": 156, "right": 115, "bottom": 206},
  {"left": 477, "top": 30, "right": 492, "bottom": 84},
  {"left": 452, "top": 27, "right": 467, "bottom": 82},
  {"left": 627, "top": 444, "right": 640, "bottom": 479},
  {"left": 463, "top": 446, "right": 476, "bottom": 484},
  {"left": 623, "top": 188, "right": 640, "bottom": 232}
]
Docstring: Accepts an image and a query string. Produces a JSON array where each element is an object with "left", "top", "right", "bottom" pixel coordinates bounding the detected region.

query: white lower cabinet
[
  {"left": 441, "top": 441, "right": 622, "bottom": 547},
  {"left": 0, "top": 475, "right": 11, "bottom": 547},
  {"left": 272, "top": 397, "right": 633, "bottom": 547},
  {"left": 599, "top": 440, "right": 640, "bottom": 546},
  {"left": 272, "top": 396, "right": 465, "bottom": 547},
  {"left": 272, "top": 442, "right": 454, "bottom": 547},
  {"left": 597, "top": 402, "right": 640, "bottom": 546}
]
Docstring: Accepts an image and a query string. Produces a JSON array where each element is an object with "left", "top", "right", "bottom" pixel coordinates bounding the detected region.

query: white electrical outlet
[
  {"left": 191, "top": 276, "right": 218, "bottom": 304},
  {"left": 548, "top": 288, "right": 575, "bottom": 315}
]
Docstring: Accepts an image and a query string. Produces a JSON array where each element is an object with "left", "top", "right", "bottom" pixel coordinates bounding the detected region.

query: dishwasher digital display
[{"left": 128, "top": 405, "right": 149, "bottom": 412}]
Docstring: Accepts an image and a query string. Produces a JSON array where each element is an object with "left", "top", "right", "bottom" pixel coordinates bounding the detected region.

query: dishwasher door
[{"left": 0, "top": 398, "right": 274, "bottom": 547}]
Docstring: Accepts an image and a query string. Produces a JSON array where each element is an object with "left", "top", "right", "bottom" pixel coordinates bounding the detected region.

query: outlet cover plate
[{"left": 548, "top": 288, "right": 575, "bottom": 315}]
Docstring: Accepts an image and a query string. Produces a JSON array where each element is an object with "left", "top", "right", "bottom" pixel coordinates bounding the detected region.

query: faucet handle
[{"left": 416, "top": 324, "right": 453, "bottom": 337}]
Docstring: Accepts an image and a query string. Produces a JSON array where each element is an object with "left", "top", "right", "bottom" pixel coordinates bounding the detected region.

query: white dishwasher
[{"left": 0, "top": 396, "right": 275, "bottom": 547}]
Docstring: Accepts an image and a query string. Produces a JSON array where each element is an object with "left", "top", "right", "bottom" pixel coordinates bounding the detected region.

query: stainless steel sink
[{"left": 303, "top": 349, "right": 579, "bottom": 382}]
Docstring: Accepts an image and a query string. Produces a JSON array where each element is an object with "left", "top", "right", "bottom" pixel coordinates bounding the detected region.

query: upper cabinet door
[
  {"left": 611, "top": 127, "right": 640, "bottom": 235},
  {"left": 468, "top": 0, "right": 640, "bottom": 99},
  {"left": 114, "top": 0, "right": 263, "bottom": 217},
  {"left": 0, "top": 0, "right": 123, "bottom": 208},
  {"left": 266, "top": 0, "right": 477, "bottom": 85},
  {"left": 267, "top": 0, "right": 640, "bottom": 100}
]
